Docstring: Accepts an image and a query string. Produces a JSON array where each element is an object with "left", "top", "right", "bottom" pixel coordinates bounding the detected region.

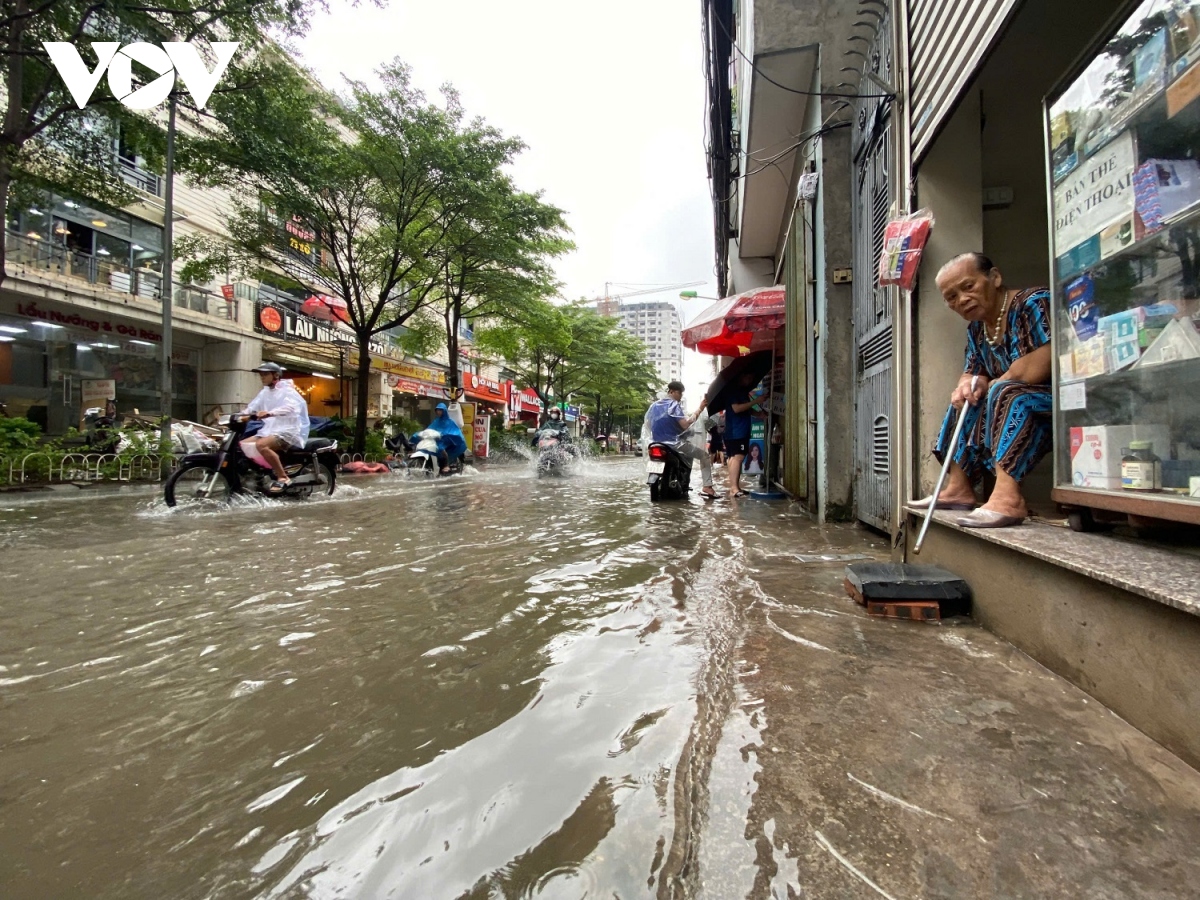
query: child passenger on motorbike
[{"left": 239, "top": 362, "right": 310, "bottom": 494}]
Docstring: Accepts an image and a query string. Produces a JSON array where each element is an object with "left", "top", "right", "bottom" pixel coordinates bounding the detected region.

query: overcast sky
[{"left": 294, "top": 0, "right": 719, "bottom": 398}]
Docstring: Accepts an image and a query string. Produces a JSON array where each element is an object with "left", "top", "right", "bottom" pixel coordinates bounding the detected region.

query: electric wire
[{"left": 712, "top": 8, "right": 895, "bottom": 101}]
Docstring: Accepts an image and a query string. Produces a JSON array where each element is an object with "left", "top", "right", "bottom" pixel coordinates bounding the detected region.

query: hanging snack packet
[{"left": 878, "top": 208, "right": 935, "bottom": 290}]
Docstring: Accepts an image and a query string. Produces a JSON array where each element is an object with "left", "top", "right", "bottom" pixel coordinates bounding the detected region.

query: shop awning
[
  {"left": 740, "top": 46, "right": 817, "bottom": 258},
  {"left": 261, "top": 340, "right": 341, "bottom": 375},
  {"left": 681, "top": 286, "right": 786, "bottom": 356}
]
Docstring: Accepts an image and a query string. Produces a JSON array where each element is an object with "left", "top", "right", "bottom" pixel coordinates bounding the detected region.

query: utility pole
[{"left": 159, "top": 93, "right": 177, "bottom": 450}]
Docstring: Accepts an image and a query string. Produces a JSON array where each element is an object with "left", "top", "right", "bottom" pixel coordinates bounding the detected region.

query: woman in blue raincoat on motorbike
[{"left": 412, "top": 402, "right": 468, "bottom": 474}]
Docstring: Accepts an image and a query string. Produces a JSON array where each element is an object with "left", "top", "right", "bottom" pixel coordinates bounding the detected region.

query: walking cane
[{"left": 914, "top": 375, "right": 977, "bottom": 555}]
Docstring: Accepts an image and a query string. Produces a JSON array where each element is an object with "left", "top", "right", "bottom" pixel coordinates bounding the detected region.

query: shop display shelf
[{"left": 1053, "top": 485, "right": 1200, "bottom": 530}]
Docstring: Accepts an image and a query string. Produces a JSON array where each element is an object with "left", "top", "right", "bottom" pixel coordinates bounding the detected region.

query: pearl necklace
[{"left": 984, "top": 290, "right": 1010, "bottom": 348}]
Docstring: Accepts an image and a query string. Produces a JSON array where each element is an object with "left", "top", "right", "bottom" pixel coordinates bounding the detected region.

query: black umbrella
[{"left": 704, "top": 350, "right": 773, "bottom": 416}]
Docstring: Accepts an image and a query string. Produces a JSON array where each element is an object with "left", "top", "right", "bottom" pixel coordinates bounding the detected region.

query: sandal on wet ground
[
  {"left": 732, "top": 490, "right": 749, "bottom": 498},
  {"left": 699, "top": 488, "right": 719, "bottom": 499},
  {"left": 267, "top": 478, "right": 291, "bottom": 494}
]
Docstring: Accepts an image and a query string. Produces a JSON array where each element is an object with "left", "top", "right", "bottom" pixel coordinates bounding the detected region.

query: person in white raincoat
[{"left": 239, "top": 362, "right": 310, "bottom": 493}]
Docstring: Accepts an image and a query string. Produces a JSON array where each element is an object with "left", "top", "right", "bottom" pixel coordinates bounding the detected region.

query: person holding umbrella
[{"left": 720, "top": 372, "right": 759, "bottom": 497}]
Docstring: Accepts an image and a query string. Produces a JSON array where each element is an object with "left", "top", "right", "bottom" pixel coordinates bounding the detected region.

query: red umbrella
[{"left": 681, "top": 286, "right": 786, "bottom": 356}]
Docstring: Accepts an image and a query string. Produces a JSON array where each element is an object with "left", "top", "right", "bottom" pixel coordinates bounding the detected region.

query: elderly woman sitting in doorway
[{"left": 911, "top": 252, "right": 1053, "bottom": 528}]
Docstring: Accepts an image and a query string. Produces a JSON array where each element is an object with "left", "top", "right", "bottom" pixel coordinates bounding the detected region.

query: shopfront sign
[
  {"left": 370, "top": 356, "right": 446, "bottom": 385},
  {"left": 256, "top": 302, "right": 393, "bottom": 358},
  {"left": 385, "top": 374, "right": 443, "bottom": 398},
  {"left": 474, "top": 415, "right": 491, "bottom": 458},
  {"left": 1053, "top": 130, "right": 1136, "bottom": 254},
  {"left": 13, "top": 300, "right": 162, "bottom": 343},
  {"left": 510, "top": 387, "right": 542, "bottom": 415},
  {"left": 464, "top": 371, "right": 508, "bottom": 403}
]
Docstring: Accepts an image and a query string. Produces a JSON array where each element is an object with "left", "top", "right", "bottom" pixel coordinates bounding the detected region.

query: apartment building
[
  {"left": 610, "top": 300, "right": 683, "bottom": 385},
  {"left": 0, "top": 99, "right": 488, "bottom": 434}
]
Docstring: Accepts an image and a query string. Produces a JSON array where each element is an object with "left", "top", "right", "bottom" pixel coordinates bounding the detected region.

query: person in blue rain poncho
[{"left": 412, "top": 402, "right": 468, "bottom": 474}]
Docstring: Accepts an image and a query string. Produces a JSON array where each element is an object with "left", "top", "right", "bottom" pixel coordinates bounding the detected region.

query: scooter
[
  {"left": 163, "top": 415, "right": 339, "bottom": 507},
  {"left": 82, "top": 407, "right": 121, "bottom": 453},
  {"left": 534, "top": 430, "right": 574, "bottom": 477},
  {"left": 384, "top": 433, "right": 412, "bottom": 473},
  {"left": 408, "top": 429, "right": 463, "bottom": 477},
  {"left": 646, "top": 442, "right": 693, "bottom": 501}
]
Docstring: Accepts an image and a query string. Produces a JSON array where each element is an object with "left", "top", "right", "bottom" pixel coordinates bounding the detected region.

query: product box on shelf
[
  {"left": 1069, "top": 424, "right": 1172, "bottom": 490},
  {"left": 1073, "top": 333, "right": 1110, "bottom": 377},
  {"left": 1133, "top": 158, "right": 1200, "bottom": 230}
]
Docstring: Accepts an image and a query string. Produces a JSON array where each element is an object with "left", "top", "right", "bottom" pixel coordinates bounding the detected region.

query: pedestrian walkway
[{"left": 723, "top": 523, "right": 1200, "bottom": 899}]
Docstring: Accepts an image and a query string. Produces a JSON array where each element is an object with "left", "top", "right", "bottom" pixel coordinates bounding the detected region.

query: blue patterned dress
[{"left": 933, "top": 288, "right": 1053, "bottom": 482}]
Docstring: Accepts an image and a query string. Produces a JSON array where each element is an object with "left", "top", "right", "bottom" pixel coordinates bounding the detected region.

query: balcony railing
[
  {"left": 117, "top": 156, "right": 163, "bottom": 197},
  {"left": 5, "top": 231, "right": 161, "bottom": 298},
  {"left": 175, "top": 285, "right": 238, "bottom": 322}
]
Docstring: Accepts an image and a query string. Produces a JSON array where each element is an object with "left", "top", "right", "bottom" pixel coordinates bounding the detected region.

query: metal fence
[
  {"left": 175, "top": 285, "right": 239, "bottom": 322},
  {"left": 0, "top": 452, "right": 175, "bottom": 487},
  {"left": 117, "top": 156, "right": 163, "bottom": 197},
  {"left": 5, "top": 232, "right": 162, "bottom": 298}
]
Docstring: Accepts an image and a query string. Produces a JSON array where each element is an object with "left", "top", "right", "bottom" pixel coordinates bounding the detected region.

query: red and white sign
[
  {"left": 474, "top": 415, "right": 491, "bottom": 458},
  {"left": 510, "top": 386, "right": 542, "bottom": 416},
  {"left": 464, "top": 372, "right": 507, "bottom": 402},
  {"left": 220, "top": 284, "right": 235, "bottom": 302},
  {"left": 386, "top": 374, "right": 444, "bottom": 398}
]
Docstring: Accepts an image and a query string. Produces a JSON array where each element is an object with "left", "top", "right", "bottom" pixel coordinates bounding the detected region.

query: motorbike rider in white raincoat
[{"left": 239, "top": 362, "right": 310, "bottom": 493}]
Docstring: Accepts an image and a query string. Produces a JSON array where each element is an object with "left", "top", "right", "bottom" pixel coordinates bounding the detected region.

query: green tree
[
  {"left": 430, "top": 158, "right": 572, "bottom": 397},
  {"left": 181, "top": 60, "right": 493, "bottom": 453},
  {"left": 586, "top": 338, "right": 657, "bottom": 438},
  {"left": 478, "top": 301, "right": 655, "bottom": 426},
  {"left": 0, "top": 0, "right": 326, "bottom": 289}
]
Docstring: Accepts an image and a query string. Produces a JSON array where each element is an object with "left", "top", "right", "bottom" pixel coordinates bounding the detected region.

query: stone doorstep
[{"left": 910, "top": 508, "right": 1200, "bottom": 618}]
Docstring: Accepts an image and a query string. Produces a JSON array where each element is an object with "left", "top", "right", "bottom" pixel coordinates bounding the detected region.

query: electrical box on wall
[
  {"left": 983, "top": 186, "right": 1014, "bottom": 208},
  {"left": 832, "top": 267, "right": 853, "bottom": 284}
]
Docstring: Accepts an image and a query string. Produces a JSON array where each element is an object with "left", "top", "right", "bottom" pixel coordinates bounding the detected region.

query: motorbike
[
  {"left": 408, "top": 429, "right": 463, "bottom": 477},
  {"left": 82, "top": 407, "right": 121, "bottom": 453},
  {"left": 384, "top": 433, "right": 412, "bottom": 473},
  {"left": 163, "top": 415, "right": 339, "bottom": 507},
  {"left": 646, "top": 441, "right": 693, "bottom": 501},
  {"left": 534, "top": 429, "right": 575, "bottom": 477}
]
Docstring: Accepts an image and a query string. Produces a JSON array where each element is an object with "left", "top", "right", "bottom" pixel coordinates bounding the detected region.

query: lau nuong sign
[{"left": 255, "top": 303, "right": 390, "bottom": 358}]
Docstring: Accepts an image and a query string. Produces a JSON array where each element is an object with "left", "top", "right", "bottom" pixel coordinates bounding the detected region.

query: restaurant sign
[
  {"left": 464, "top": 371, "right": 507, "bottom": 401},
  {"left": 255, "top": 302, "right": 390, "bottom": 357}
]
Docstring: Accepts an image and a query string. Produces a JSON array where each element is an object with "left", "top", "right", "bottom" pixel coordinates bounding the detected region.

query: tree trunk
[
  {"left": 353, "top": 332, "right": 372, "bottom": 453},
  {"left": 0, "top": 163, "right": 11, "bottom": 291}
]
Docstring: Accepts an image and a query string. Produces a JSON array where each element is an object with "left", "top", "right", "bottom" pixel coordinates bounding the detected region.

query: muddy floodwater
[
  {"left": 5, "top": 457, "right": 1200, "bottom": 900},
  {"left": 0, "top": 459, "right": 862, "bottom": 898}
]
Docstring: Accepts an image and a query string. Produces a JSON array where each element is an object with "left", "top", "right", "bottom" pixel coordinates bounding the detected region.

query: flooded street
[
  {"left": 0, "top": 458, "right": 843, "bottom": 899},
  {"left": 3, "top": 458, "right": 1200, "bottom": 899}
]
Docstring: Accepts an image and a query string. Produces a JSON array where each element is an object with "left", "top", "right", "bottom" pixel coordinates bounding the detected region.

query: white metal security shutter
[{"left": 909, "top": 0, "right": 1020, "bottom": 162}]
